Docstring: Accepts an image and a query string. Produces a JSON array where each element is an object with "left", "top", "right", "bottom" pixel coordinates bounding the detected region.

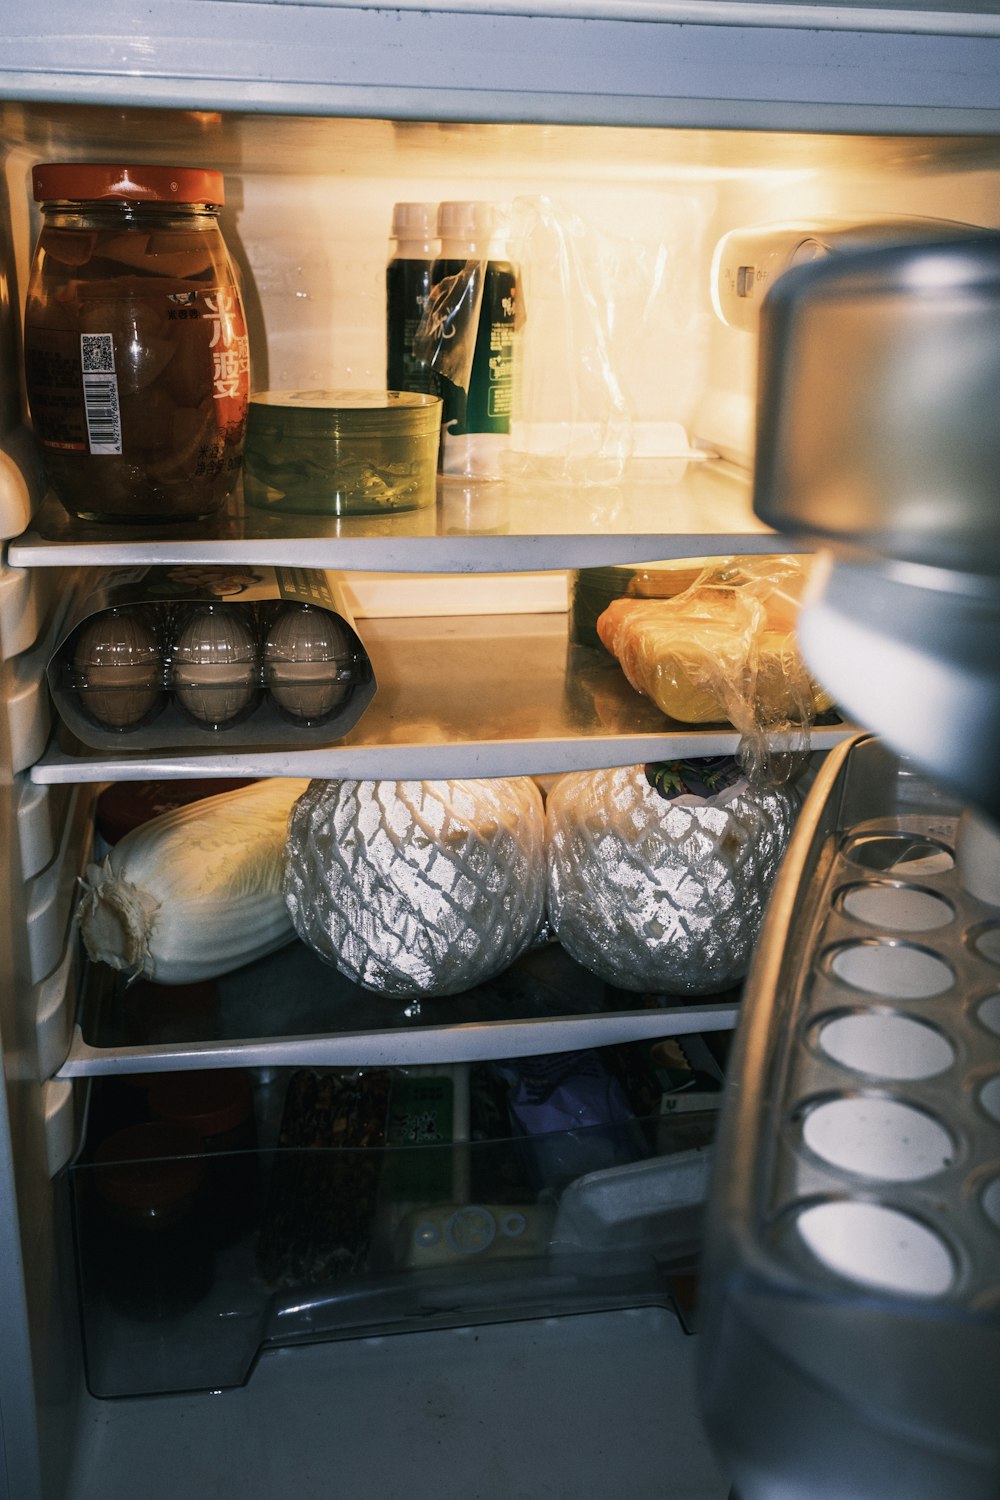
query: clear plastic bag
[
  {"left": 412, "top": 256, "right": 486, "bottom": 396},
  {"left": 595, "top": 555, "right": 834, "bottom": 781},
  {"left": 503, "top": 193, "right": 713, "bottom": 484},
  {"left": 413, "top": 194, "right": 714, "bottom": 485}
]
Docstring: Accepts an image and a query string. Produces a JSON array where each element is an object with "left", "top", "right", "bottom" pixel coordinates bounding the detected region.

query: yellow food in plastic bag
[{"left": 596, "top": 555, "right": 834, "bottom": 731}]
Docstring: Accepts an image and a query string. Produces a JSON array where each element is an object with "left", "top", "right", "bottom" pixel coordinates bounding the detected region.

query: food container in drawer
[
  {"left": 699, "top": 732, "right": 1000, "bottom": 1500},
  {"left": 70, "top": 1048, "right": 719, "bottom": 1399}
]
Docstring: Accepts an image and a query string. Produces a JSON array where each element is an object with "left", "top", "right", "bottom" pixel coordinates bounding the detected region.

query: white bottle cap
[
  {"left": 437, "top": 201, "right": 497, "bottom": 239},
  {"left": 436, "top": 200, "right": 511, "bottom": 256},
  {"left": 391, "top": 202, "right": 438, "bottom": 240}
]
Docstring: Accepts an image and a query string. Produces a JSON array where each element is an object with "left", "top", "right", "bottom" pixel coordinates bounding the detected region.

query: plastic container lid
[
  {"left": 32, "top": 163, "right": 225, "bottom": 206},
  {"left": 249, "top": 389, "right": 442, "bottom": 436}
]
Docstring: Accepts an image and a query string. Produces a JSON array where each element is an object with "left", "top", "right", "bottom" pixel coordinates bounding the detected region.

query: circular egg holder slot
[
  {"left": 52, "top": 598, "right": 372, "bottom": 751},
  {"left": 764, "top": 817, "right": 1000, "bottom": 1306}
]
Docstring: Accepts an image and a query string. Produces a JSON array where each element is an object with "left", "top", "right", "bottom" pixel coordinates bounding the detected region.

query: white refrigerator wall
[{"left": 3, "top": 110, "right": 1000, "bottom": 477}]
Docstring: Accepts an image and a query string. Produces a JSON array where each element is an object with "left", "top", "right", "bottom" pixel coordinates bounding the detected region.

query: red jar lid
[
  {"left": 147, "top": 1068, "right": 254, "bottom": 1140},
  {"left": 32, "top": 163, "right": 224, "bottom": 206}
]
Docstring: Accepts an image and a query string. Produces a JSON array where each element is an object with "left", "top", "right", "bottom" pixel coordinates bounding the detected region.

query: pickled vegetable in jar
[{"left": 23, "top": 163, "right": 250, "bottom": 525}]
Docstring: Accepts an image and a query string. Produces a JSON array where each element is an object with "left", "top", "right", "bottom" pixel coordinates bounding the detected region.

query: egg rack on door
[{"left": 700, "top": 732, "right": 1000, "bottom": 1500}]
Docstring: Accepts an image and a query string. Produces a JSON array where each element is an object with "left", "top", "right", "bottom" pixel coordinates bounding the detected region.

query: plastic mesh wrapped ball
[
  {"left": 545, "top": 764, "right": 798, "bottom": 995},
  {"left": 283, "top": 777, "right": 547, "bottom": 998}
]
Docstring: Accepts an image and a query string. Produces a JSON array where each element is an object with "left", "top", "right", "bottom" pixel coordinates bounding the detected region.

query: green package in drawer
[{"left": 385, "top": 1073, "right": 455, "bottom": 1203}]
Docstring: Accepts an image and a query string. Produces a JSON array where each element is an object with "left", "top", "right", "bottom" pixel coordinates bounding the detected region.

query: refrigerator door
[
  {"left": 753, "top": 235, "right": 1000, "bottom": 817},
  {"left": 698, "top": 735, "right": 1000, "bottom": 1500}
]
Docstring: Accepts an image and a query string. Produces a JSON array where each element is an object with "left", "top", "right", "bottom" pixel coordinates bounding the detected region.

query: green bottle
[{"left": 386, "top": 201, "right": 438, "bottom": 396}]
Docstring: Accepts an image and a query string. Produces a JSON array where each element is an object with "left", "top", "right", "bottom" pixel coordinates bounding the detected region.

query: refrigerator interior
[{"left": 0, "top": 48, "right": 999, "bottom": 1500}]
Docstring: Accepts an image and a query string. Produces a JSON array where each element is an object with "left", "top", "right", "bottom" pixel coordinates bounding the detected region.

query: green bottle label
[{"left": 386, "top": 258, "right": 436, "bottom": 394}]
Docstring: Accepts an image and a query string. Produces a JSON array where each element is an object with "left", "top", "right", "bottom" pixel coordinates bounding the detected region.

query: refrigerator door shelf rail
[
  {"left": 24, "top": 786, "right": 89, "bottom": 990},
  {"left": 699, "top": 733, "right": 1000, "bottom": 1499},
  {"left": 16, "top": 779, "right": 74, "bottom": 882},
  {"left": 41, "top": 1077, "right": 80, "bottom": 1178},
  {"left": 0, "top": 564, "right": 60, "bottom": 661},
  {"left": 34, "top": 942, "right": 80, "bottom": 1085}
]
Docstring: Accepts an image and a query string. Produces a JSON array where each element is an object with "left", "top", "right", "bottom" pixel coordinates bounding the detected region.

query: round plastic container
[
  {"left": 23, "top": 163, "right": 249, "bottom": 525},
  {"left": 168, "top": 603, "right": 260, "bottom": 730},
  {"left": 263, "top": 603, "right": 354, "bottom": 725},
  {"left": 242, "top": 389, "right": 442, "bottom": 515}
]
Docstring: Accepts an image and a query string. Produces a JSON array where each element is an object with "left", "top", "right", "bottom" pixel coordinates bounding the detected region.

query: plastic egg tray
[
  {"left": 49, "top": 597, "right": 375, "bottom": 752},
  {"left": 700, "top": 732, "right": 1000, "bottom": 1500}
]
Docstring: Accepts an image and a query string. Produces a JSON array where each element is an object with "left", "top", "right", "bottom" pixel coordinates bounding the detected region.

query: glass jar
[{"left": 23, "top": 163, "right": 250, "bottom": 525}]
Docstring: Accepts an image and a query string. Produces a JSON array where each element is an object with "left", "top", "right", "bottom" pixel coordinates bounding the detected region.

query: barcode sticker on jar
[{"left": 80, "top": 335, "right": 122, "bottom": 455}]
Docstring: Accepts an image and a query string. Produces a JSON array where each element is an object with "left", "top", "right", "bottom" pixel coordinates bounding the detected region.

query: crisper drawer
[{"left": 69, "top": 1043, "right": 723, "bottom": 1399}]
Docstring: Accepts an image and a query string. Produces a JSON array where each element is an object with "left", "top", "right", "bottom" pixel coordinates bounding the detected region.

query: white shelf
[
  {"left": 2, "top": 0, "right": 999, "bottom": 133},
  {"left": 58, "top": 998, "right": 741, "bottom": 1074},
  {"left": 9, "top": 464, "right": 795, "bottom": 574},
  {"left": 56, "top": 938, "right": 741, "bottom": 1077},
  {"left": 30, "top": 611, "right": 854, "bottom": 785}
]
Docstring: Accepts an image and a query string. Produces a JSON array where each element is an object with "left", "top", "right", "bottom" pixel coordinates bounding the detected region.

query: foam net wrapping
[
  {"left": 283, "top": 777, "right": 547, "bottom": 999},
  {"left": 545, "top": 763, "right": 799, "bottom": 995},
  {"left": 596, "top": 555, "right": 834, "bottom": 784}
]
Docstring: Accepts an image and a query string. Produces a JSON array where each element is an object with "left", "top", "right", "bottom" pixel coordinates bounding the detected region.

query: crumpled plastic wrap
[
  {"left": 283, "top": 777, "right": 546, "bottom": 999},
  {"left": 502, "top": 194, "right": 713, "bottom": 484},
  {"left": 595, "top": 555, "right": 834, "bottom": 782},
  {"left": 545, "top": 763, "right": 799, "bottom": 996}
]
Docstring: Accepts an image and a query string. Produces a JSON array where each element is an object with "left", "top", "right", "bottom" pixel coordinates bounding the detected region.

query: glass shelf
[
  {"left": 30, "top": 612, "right": 853, "bottom": 784},
  {"left": 9, "top": 462, "right": 794, "bottom": 574},
  {"left": 57, "top": 938, "right": 742, "bottom": 1077}
]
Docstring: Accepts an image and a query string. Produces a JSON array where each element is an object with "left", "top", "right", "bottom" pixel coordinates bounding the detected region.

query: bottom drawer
[{"left": 69, "top": 1040, "right": 724, "bottom": 1400}]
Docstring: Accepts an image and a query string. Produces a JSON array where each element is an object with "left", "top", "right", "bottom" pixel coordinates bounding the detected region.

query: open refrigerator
[{"left": 0, "top": 4, "right": 999, "bottom": 1498}]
